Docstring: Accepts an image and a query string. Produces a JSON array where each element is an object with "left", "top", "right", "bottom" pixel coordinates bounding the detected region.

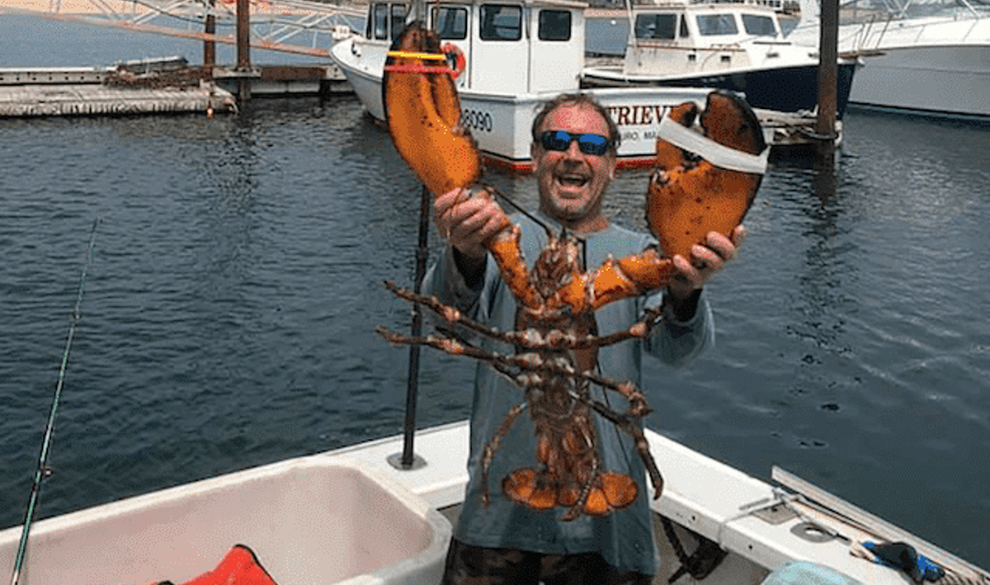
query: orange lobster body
[{"left": 380, "top": 23, "right": 765, "bottom": 520}]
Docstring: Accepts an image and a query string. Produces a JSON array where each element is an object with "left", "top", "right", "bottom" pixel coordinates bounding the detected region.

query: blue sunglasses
[{"left": 539, "top": 130, "right": 613, "bottom": 156}]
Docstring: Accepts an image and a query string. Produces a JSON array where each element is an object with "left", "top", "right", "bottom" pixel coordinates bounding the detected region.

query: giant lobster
[{"left": 376, "top": 22, "right": 767, "bottom": 520}]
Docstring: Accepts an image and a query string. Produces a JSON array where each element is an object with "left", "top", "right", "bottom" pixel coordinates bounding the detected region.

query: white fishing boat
[
  {"left": 786, "top": 0, "right": 990, "bottom": 119},
  {"left": 330, "top": 0, "right": 729, "bottom": 171},
  {"left": 1, "top": 419, "right": 988, "bottom": 585},
  {"left": 580, "top": 0, "right": 859, "bottom": 118},
  {"left": 333, "top": 0, "right": 842, "bottom": 170}
]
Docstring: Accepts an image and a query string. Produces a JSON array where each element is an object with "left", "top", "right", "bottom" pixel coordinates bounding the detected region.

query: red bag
[{"left": 152, "top": 545, "right": 278, "bottom": 585}]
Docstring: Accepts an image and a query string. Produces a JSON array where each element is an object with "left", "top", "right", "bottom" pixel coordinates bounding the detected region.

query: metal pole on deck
[
  {"left": 236, "top": 0, "right": 251, "bottom": 103},
  {"left": 388, "top": 185, "right": 432, "bottom": 471},
  {"left": 816, "top": 0, "right": 839, "bottom": 159}
]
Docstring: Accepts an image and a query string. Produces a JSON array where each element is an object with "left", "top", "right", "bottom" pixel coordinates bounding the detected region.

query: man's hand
[
  {"left": 434, "top": 188, "right": 507, "bottom": 260},
  {"left": 666, "top": 225, "right": 747, "bottom": 314}
]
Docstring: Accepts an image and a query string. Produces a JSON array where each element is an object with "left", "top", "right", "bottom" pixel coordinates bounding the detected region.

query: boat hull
[
  {"left": 847, "top": 44, "right": 990, "bottom": 119},
  {"left": 581, "top": 62, "right": 859, "bottom": 119},
  {"left": 786, "top": 0, "right": 990, "bottom": 120}
]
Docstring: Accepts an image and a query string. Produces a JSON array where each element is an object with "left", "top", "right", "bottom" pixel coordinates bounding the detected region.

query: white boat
[
  {"left": 786, "top": 0, "right": 990, "bottom": 119},
  {"left": 2, "top": 420, "right": 988, "bottom": 585},
  {"left": 580, "top": 0, "right": 859, "bottom": 117},
  {"left": 330, "top": 0, "right": 780, "bottom": 171}
]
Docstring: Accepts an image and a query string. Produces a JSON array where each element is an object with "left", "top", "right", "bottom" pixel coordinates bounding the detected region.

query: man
[{"left": 424, "top": 93, "right": 746, "bottom": 584}]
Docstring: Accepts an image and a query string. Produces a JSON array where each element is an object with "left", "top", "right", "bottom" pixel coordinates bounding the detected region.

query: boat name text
[{"left": 607, "top": 104, "right": 673, "bottom": 127}]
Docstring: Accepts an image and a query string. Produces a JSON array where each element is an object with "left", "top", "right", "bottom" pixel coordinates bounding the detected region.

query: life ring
[{"left": 440, "top": 43, "right": 466, "bottom": 80}]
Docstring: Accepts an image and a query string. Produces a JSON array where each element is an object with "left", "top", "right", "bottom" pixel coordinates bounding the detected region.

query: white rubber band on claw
[{"left": 658, "top": 115, "right": 769, "bottom": 175}]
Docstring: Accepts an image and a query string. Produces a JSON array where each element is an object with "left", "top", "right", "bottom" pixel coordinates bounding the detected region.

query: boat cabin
[
  {"left": 625, "top": 0, "right": 791, "bottom": 75},
  {"left": 359, "top": 0, "right": 587, "bottom": 95}
]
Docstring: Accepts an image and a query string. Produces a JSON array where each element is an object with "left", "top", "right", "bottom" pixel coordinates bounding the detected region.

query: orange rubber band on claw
[{"left": 383, "top": 64, "right": 457, "bottom": 75}]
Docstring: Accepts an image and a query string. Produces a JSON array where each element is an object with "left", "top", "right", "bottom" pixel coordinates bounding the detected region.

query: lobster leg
[
  {"left": 381, "top": 281, "right": 656, "bottom": 352},
  {"left": 584, "top": 389, "right": 664, "bottom": 500},
  {"left": 481, "top": 401, "right": 529, "bottom": 507}
]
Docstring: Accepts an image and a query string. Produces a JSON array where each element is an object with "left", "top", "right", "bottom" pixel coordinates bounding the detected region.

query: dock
[
  {"left": 0, "top": 60, "right": 235, "bottom": 118},
  {"left": 213, "top": 64, "right": 351, "bottom": 98},
  {"left": 758, "top": 109, "right": 845, "bottom": 154},
  {"left": 0, "top": 57, "right": 352, "bottom": 118}
]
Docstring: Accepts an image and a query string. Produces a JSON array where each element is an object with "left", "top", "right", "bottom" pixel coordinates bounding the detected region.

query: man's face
[{"left": 532, "top": 103, "right": 617, "bottom": 230}]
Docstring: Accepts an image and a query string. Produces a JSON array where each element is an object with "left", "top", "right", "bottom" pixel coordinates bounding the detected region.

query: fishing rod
[{"left": 9, "top": 218, "right": 100, "bottom": 585}]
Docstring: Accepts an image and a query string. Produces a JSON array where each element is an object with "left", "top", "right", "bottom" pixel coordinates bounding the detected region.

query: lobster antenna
[{"left": 9, "top": 218, "right": 100, "bottom": 585}]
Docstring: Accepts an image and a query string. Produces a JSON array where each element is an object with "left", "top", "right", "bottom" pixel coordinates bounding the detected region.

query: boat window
[
  {"left": 634, "top": 13, "right": 677, "bottom": 39},
  {"left": 372, "top": 3, "right": 389, "bottom": 39},
  {"left": 433, "top": 6, "right": 469, "bottom": 40},
  {"left": 538, "top": 9, "right": 571, "bottom": 41},
  {"left": 680, "top": 15, "right": 689, "bottom": 38},
  {"left": 390, "top": 4, "right": 407, "bottom": 40},
  {"left": 696, "top": 14, "right": 738, "bottom": 36},
  {"left": 480, "top": 4, "right": 522, "bottom": 41},
  {"left": 741, "top": 14, "right": 777, "bottom": 36}
]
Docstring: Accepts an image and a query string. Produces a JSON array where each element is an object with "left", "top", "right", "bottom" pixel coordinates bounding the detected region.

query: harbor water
[{"left": 2, "top": 13, "right": 989, "bottom": 571}]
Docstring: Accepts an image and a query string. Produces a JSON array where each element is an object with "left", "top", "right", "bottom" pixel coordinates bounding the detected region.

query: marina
[{"left": 2, "top": 5, "right": 990, "bottom": 585}]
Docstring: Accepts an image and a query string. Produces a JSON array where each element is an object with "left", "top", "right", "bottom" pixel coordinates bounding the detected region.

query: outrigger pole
[{"left": 9, "top": 218, "right": 100, "bottom": 585}]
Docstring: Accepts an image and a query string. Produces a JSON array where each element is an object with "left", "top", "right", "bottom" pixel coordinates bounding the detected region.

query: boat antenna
[{"left": 9, "top": 218, "right": 100, "bottom": 585}]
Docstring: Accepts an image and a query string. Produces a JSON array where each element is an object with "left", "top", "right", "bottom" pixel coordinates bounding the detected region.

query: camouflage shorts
[{"left": 440, "top": 538, "right": 653, "bottom": 585}]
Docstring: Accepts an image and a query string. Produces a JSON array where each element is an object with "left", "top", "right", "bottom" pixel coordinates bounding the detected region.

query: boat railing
[
  {"left": 688, "top": 0, "right": 785, "bottom": 9},
  {"left": 843, "top": 0, "right": 988, "bottom": 52}
]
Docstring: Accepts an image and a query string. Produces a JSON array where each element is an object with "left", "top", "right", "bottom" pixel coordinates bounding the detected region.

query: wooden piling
[
  {"left": 816, "top": 0, "right": 839, "bottom": 161},
  {"left": 236, "top": 0, "right": 251, "bottom": 102},
  {"left": 204, "top": 0, "right": 216, "bottom": 71}
]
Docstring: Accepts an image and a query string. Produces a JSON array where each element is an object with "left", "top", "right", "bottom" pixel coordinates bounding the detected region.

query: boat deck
[{"left": 318, "top": 421, "right": 928, "bottom": 585}]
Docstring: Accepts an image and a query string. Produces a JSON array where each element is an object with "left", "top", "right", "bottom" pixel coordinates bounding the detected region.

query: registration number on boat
[{"left": 461, "top": 109, "right": 493, "bottom": 133}]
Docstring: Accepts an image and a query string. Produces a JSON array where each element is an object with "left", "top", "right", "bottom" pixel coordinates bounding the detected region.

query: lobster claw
[
  {"left": 647, "top": 91, "right": 768, "bottom": 260},
  {"left": 383, "top": 22, "right": 482, "bottom": 196},
  {"left": 383, "top": 24, "right": 544, "bottom": 311}
]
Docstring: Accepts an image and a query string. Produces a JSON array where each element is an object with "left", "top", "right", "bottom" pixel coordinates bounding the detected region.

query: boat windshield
[
  {"left": 696, "top": 13, "right": 739, "bottom": 35},
  {"left": 539, "top": 9, "right": 573, "bottom": 41},
  {"left": 741, "top": 13, "right": 778, "bottom": 35},
  {"left": 367, "top": 2, "right": 408, "bottom": 40},
  {"left": 635, "top": 13, "right": 678, "bottom": 39},
  {"left": 480, "top": 4, "right": 523, "bottom": 40},
  {"left": 433, "top": 6, "right": 469, "bottom": 39}
]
